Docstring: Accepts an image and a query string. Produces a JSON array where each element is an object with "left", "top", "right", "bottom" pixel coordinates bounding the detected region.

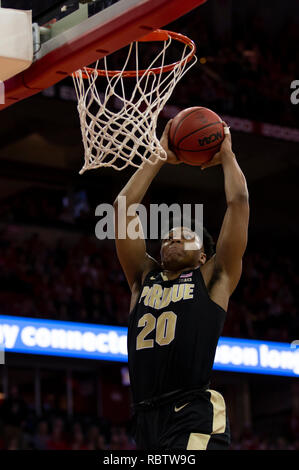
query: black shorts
[{"left": 132, "top": 389, "right": 231, "bottom": 451}]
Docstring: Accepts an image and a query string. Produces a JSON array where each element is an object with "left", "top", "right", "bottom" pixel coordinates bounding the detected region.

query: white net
[{"left": 72, "top": 31, "right": 197, "bottom": 174}]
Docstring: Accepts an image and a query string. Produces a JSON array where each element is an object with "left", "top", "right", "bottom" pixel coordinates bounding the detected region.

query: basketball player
[{"left": 113, "top": 120, "right": 249, "bottom": 450}]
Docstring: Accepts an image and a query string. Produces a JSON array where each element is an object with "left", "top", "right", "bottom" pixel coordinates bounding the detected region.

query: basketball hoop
[{"left": 72, "top": 30, "right": 197, "bottom": 174}]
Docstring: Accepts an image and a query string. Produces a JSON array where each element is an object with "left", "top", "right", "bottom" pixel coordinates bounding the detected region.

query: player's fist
[
  {"left": 160, "top": 120, "right": 182, "bottom": 165},
  {"left": 201, "top": 122, "right": 234, "bottom": 170}
]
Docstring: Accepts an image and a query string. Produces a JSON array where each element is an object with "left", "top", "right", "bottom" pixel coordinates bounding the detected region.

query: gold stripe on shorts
[
  {"left": 186, "top": 389, "right": 227, "bottom": 450},
  {"left": 187, "top": 433, "right": 211, "bottom": 450},
  {"left": 208, "top": 389, "right": 226, "bottom": 434}
]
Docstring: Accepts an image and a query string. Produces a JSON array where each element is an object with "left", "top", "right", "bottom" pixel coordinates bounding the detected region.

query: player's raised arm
[
  {"left": 113, "top": 120, "right": 181, "bottom": 292},
  {"left": 205, "top": 126, "right": 249, "bottom": 296}
]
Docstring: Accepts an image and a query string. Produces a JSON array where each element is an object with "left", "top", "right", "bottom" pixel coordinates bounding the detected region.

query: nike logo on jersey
[
  {"left": 139, "top": 283, "right": 195, "bottom": 309},
  {"left": 174, "top": 402, "right": 189, "bottom": 412}
]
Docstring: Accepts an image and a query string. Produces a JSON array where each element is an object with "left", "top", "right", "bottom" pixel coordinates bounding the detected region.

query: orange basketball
[{"left": 169, "top": 106, "right": 224, "bottom": 165}]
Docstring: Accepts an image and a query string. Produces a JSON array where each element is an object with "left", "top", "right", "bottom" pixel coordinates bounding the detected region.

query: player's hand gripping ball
[{"left": 169, "top": 106, "right": 225, "bottom": 165}]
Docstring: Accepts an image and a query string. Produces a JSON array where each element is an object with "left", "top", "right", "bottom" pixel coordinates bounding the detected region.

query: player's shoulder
[
  {"left": 141, "top": 253, "right": 161, "bottom": 284},
  {"left": 129, "top": 253, "right": 160, "bottom": 314}
]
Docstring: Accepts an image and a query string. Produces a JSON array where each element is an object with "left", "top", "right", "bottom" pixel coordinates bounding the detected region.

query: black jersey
[{"left": 127, "top": 266, "right": 227, "bottom": 405}]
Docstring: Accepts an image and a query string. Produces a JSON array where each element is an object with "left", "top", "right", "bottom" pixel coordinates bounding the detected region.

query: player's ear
[{"left": 199, "top": 251, "right": 207, "bottom": 265}]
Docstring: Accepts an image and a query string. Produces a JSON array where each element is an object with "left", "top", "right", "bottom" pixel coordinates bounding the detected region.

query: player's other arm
[
  {"left": 203, "top": 126, "right": 249, "bottom": 296},
  {"left": 113, "top": 120, "right": 181, "bottom": 292}
]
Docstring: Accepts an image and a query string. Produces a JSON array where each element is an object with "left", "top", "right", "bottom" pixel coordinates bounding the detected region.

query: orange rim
[{"left": 72, "top": 29, "right": 196, "bottom": 79}]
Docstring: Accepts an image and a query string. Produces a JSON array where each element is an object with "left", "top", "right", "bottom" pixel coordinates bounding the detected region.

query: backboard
[{"left": 0, "top": 0, "right": 207, "bottom": 110}]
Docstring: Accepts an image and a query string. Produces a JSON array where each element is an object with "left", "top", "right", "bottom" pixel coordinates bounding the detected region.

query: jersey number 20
[{"left": 136, "top": 311, "right": 177, "bottom": 350}]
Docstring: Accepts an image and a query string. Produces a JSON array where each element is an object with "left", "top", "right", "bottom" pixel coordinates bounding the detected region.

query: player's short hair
[{"left": 161, "top": 219, "right": 215, "bottom": 261}]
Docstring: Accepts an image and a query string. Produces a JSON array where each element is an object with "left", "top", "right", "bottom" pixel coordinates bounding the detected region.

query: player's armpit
[{"left": 214, "top": 195, "right": 249, "bottom": 296}]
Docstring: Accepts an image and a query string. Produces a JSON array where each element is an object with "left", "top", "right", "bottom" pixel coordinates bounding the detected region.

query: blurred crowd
[
  {"left": 0, "top": 386, "right": 135, "bottom": 450},
  {"left": 222, "top": 250, "right": 299, "bottom": 342},
  {"left": 230, "top": 421, "right": 299, "bottom": 450},
  {"left": 0, "top": 188, "right": 92, "bottom": 230},
  {"left": 168, "top": 8, "right": 299, "bottom": 127},
  {"left": 0, "top": 385, "right": 298, "bottom": 450},
  {"left": 0, "top": 229, "right": 130, "bottom": 327}
]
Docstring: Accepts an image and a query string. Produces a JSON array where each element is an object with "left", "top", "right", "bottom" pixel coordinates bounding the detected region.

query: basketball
[{"left": 169, "top": 107, "right": 225, "bottom": 165}]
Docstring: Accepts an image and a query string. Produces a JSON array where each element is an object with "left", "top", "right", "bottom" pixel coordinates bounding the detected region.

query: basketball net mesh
[{"left": 72, "top": 34, "right": 197, "bottom": 174}]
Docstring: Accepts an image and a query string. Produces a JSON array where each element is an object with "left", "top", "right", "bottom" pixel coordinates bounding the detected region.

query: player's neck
[{"left": 162, "top": 263, "right": 201, "bottom": 281}]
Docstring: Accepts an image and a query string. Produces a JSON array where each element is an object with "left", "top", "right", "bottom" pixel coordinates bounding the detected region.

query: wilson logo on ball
[{"left": 198, "top": 131, "right": 222, "bottom": 147}]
